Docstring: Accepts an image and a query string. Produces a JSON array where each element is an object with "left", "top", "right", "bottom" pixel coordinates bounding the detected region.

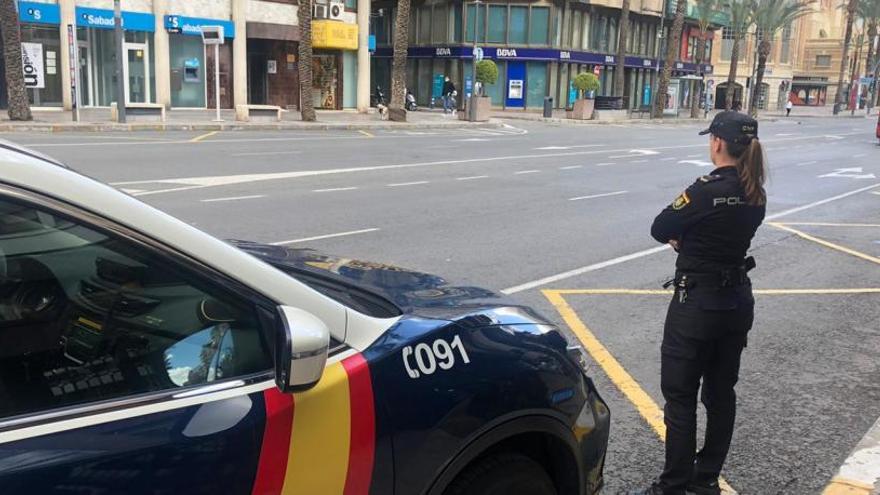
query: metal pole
[
  {"left": 114, "top": 0, "right": 126, "bottom": 123},
  {"left": 651, "top": 0, "right": 668, "bottom": 118},
  {"left": 469, "top": 0, "right": 480, "bottom": 121},
  {"left": 213, "top": 43, "right": 222, "bottom": 121}
]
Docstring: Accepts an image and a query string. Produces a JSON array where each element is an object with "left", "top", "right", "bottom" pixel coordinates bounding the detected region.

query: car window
[{"left": 0, "top": 196, "right": 272, "bottom": 421}]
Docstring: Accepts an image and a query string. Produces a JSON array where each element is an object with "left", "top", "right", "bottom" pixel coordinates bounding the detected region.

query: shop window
[
  {"left": 409, "top": 8, "right": 417, "bottom": 44},
  {"left": 345, "top": 0, "right": 356, "bottom": 9},
  {"left": 529, "top": 7, "right": 549, "bottom": 45},
  {"left": 780, "top": 24, "right": 792, "bottom": 64},
  {"left": 571, "top": 11, "right": 582, "bottom": 49},
  {"left": 433, "top": 5, "right": 449, "bottom": 43},
  {"left": 525, "top": 62, "right": 547, "bottom": 108},
  {"left": 371, "top": 15, "right": 389, "bottom": 44},
  {"left": 510, "top": 6, "right": 528, "bottom": 44},
  {"left": 20, "top": 25, "right": 62, "bottom": 107},
  {"left": 466, "top": 4, "right": 487, "bottom": 43},
  {"left": 488, "top": 5, "right": 507, "bottom": 43},
  {"left": 639, "top": 23, "right": 649, "bottom": 55},
  {"left": 608, "top": 18, "right": 617, "bottom": 54},
  {"left": 453, "top": 6, "right": 463, "bottom": 42},
  {"left": 592, "top": 16, "right": 607, "bottom": 52},
  {"left": 815, "top": 54, "right": 831, "bottom": 67},
  {"left": 580, "top": 12, "right": 590, "bottom": 50},
  {"left": 418, "top": 6, "right": 432, "bottom": 44},
  {"left": 484, "top": 61, "right": 504, "bottom": 104}
]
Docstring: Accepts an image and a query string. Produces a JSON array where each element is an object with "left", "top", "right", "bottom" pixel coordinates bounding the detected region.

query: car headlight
[{"left": 566, "top": 344, "right": 591, "bottom": 375}]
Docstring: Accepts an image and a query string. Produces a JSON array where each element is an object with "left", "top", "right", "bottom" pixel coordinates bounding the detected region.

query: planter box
[
  {"left": 570, "top": 98, "right": 595, "bottom": 120},
  {"left": 460, "top": 96, "right": 492, "bottom": 122}
]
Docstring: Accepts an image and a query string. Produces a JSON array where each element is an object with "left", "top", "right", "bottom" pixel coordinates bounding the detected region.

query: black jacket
[
  {"left": 651, "top": 166, "right": 765, "bottom": 272},
  {"left": 442, "top": 81, "right": 456, "bottom": 97}
]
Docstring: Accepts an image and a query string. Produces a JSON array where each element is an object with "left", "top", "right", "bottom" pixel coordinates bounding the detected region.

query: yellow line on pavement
[
  {"left": 358, "top": 130, "right": 374, "bottom": 137},
  {"left": 822, "top": 477, "right": 875, "bottom": 494},
  {"left": 769, "top": 222, "right": 880, "bottom": 265},
  {"left": 189, "top": 130, "right": 219, "bottom": 142},
  {"left": 551, "top": 289, "right": 880, "bottom": 295},
  {"left": 777, "top": 222, "right": 880, "bottom": 228}
]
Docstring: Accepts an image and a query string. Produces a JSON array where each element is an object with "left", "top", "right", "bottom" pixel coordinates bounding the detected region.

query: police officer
[{"left": 632, "top": 111, "right": 767, "bottom": 495}]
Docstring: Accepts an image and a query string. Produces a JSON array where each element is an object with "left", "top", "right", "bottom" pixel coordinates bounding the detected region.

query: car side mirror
[{"left": 275, "top": 306, "right": 330, "bottom": 393}]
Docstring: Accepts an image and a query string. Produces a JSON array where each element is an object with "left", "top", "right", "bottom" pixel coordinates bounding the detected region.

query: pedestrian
[
  {"left": 785, "top": 98, "right": 793, "bottom": 117},
  {"left": 631, "top": 111, "right": 767, "bottom": 495},
  {"left": 442, "top": 77, "right": 456, "bottom": 114}
]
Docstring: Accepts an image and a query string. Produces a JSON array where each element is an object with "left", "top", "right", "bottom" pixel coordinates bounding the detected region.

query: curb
[{"left": 0, "top": 119, "right": 505, "bottom": 133}]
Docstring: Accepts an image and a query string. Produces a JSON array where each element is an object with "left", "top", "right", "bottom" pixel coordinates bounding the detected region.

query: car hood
[{"left": 230, "top": 240, "right": 549, "bottom": 325}]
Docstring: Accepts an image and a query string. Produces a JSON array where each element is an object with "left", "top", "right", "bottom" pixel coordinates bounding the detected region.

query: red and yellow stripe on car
[{"left": 251, "top": 353, "right": 376, "bottom": 495}]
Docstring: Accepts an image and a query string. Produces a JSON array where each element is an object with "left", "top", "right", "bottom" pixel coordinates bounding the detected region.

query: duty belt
[{"left": 663, "top": 256, "right": 756, "bottom": 290}]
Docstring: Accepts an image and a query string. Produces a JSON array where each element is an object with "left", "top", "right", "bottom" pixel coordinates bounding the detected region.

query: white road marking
[
  {"left": 388, "top": 181, "right": 429, "bottom": 187},
  {"left": 501, "top": 182, "right": 880, "bottom": 294},
  {"left": 679, "top": 159, "right": 714, "bottom": 167},
  {"left": 514, "top": 170, "right": 540, "bottom": 175},
  {"left": 818, "top": 168, "right": 877, "bottom": 180},
  {"left": 536, "top": 144, "right": 604, "bottom": 150},
  {"left": 232, "top": 150, "right": 302, "bottom": 157},
  {"left": 872, "top": 191, "right": 880, "bottom": 196},
  {"left": 456, "top": 175, "right": 489, "bottom": 180},
  {"left": 797, "top": 160, "right": 818, "bottom": 167},
  {"left": 270, "top": 228, "right": 380, "bottom": 245},
  {"left": 560, "top": 165, "right": 583, "bottom": 170},
  {"left": 454, "top": 138, "right": 492, "bottom": 142},
  {"left": 120, "top": 188, "right": 145, "bottom": 194},
  {"left": 595, "top": 163, "right": 615, "bottom": 167},
  {"left": 631, "top": 160, "right": 648, "bottom": 164},
  {"left": 775, "top": 133, "right": 795, "bottom": 136},
  {"left": 609, "top": 149, "right": 661, "bottom": 159},
  {"left": 200, "top": 195, "right": 265, "bottom": 203},
  {"left": 313, "top": 187, "right": 358, "bottom": 192},
  {"left": 568, "top": 190, "right": 628, "bottom": 201},
  {"left": 823, "top": 415, "right": 880, "bottom": 494},
  {"left": 660, "top": 157, "right": 675, "bottom": 161},
  {"left": 685, "top": 154, "right": 701, "bottom": 158}
]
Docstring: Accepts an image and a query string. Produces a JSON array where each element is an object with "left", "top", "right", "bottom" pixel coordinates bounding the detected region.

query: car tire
[{"left": 444, "top": 453, "right": 557, "bottom": 495}]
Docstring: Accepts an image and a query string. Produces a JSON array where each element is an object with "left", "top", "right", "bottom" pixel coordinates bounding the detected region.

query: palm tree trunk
[
  {"left": 654, "top": 0, "right": 687, "bottom": 118},
  {"left": 614, "top": 0, "right": 631, "bottom": 104},
  {"left": 298, "top": 0, "right": 316, "bottom": 121},
  {"left": 725, "top": 34, "right": 742, "bottom": 110},
  {"left": 749, "top": 40, "right": 770, "bottom": 116},
  {"left": 834, "top": 0, "right": 857, "bottom": 112},
  {"left": 0, "top": 0, "right": 33, "bottom": 121},
  {"left": 690, "top": 32, "right": 707, "bottom": 118},
  {"left": 865, "top": 24, "right": 876, "bottom": 107},
  {"left": 870, "top": 23, "right": 879, "bottom": 109},
  {"left": 389, "top": 0, "right": 411, "bottom": 122}
]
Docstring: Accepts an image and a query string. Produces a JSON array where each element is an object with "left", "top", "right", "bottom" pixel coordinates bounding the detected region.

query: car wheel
[{"left": 444, "top": 453, "right": 557, "bottom": 495}]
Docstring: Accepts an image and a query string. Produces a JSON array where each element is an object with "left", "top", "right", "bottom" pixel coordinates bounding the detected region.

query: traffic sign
[{"left": 472, "top": 47, "right": 483, "bottom": 62}]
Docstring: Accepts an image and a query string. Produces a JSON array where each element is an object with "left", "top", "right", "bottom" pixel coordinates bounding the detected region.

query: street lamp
[{"left": 469, "top": 0, "right": 482, "bottom": 122}]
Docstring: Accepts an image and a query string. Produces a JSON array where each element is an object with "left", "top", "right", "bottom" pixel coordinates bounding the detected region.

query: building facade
[
  {"left": 369, "top": 0, "right": 719, "bottom": 112},
  {"left": 1, "top": 0, "right": 368, "bottom": 115}
]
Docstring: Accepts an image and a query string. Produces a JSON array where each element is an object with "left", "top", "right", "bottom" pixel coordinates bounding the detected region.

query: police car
[{"left": 0, "top": 142, "right": 609, "bottom": 495}]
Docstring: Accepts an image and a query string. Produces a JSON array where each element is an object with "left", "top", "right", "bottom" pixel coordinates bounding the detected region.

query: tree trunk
[
  {"left": 870, "top": 24, "right": 879, "bottom": 109},
  {"left": 749, "top": 39, "right": 770, "bottom": 117},
  {"left": 725, "top": 34, "right": 741, "bottom": 110},
  {"left": 690, "top": 32, "right": 707, "bottom": 118},
  {"left": 0, "top": 0, "right": 33, "bottom": 121},
  {"left": 389, "top": 0, "right": 411, "bottom": 122},
  {"left": 298, "top": 0, "right": 316, "bottom": 121},
  {"left": 834, "top": 0, "right": 857, "bottom": 111},
  {"left": 653, "top": 0, "right": 687, "bottom": 118},
  {"left": 614, "top": 0, "right": 631, "bottom": 103}
]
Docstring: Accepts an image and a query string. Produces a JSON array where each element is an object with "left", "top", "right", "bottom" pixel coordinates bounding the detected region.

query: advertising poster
[{"left": 22, "top": 42, "right": 45, "bottom": 89}]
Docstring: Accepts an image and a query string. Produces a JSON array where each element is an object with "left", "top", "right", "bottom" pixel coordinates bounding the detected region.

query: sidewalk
[
  {"left": 0, "top": 107, "right": 501, "bottom": 132},
  {"left": 765, "top": 104, "right": 877, "bottom": 119}
]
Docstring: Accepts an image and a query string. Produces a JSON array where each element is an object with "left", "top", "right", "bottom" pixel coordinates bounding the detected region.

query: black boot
[
  {"left": 629, "top": 483, "right": 665, "bottom": 495},
  {"left": 686, "top": 478, "right": 721, "bottom": 495}
]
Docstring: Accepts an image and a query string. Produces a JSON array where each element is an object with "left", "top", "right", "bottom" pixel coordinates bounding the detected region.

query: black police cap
[{"left": 699, "top": 111, "right": 758, "bottom": 145}]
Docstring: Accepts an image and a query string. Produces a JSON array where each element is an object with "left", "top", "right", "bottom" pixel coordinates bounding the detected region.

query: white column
[
  {"left": 232, "top": 0, "right": 248, "bottom": 120},
  {"left": 153, "top": 0, "right": 171, "bottom": 108},
  {"left": 59, "top": 0, "right": 75, "bottom": 110},
  {"left": 356, "top": 0, "right": 371, "bottom": 112}
]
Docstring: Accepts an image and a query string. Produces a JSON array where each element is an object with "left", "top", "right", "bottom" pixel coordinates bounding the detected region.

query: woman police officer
[{"left": 632, "top": 111, "right": 767, "bottom": 495}]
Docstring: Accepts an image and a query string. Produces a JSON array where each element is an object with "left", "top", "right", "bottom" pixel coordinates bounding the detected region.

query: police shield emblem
[{"left": 672, "top": 192, "right": 690, "bottom": 210}]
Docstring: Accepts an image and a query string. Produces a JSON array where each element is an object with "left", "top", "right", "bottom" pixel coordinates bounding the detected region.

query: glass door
[
  {"left": 123, "top": 43, "right": 150, "bottom": 104},
  {"left": 77, "top": 42, "right": 92, "bottom": 106}
]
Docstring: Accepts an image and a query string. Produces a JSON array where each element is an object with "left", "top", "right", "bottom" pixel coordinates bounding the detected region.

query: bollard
[{"left": 543, "top": 96, "right": 553, "bottom": 118}]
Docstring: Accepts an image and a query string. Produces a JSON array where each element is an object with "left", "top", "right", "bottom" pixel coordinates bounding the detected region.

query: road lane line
[
  {"left": 200, "top": 195, "right": 265, "bottom": 203},
  {"left": 514, "top": 170, "right": 540, "bottom": 175},
  {"left": 190, "top": 131, "right": 219, "bottom": 143},
  {"left": 543, "top": 290, "right": 738, "bottom": 494},
  {"left": 821, "top": 415, "right": 880, "bottom": 495},
  {"left": 501, "top": 183, "right": 880, "bottom": 294},
  {"left": 359, "top": 130, "right": 374, "bottom": 137},
  {"left": 569, "top": 190, "right": 628, "bottom": 201},
  {"left": 768, "top": 223, "right": 880, "bottom": 265},
  {"left": 387, "top": 181, "right": 429, "bottom": 187},
  {"left": 595, "top": 163, "right": 614, "bottom": 167},
  {"left": 872, "top": 191, "right": 880, "bottom": 196},
  {"left": 456, "top": 175, "right": 489, "bottom": 180},
  {"left": 560, "top": 165, "right": 583, "bottom": 170},
  {"left": 313, "top": 187, "right": 358, "bottom": 192},
  {"left": 270, "top": 228, "right": 380, "bottom": 245},
  {"left": 777, "top": 222, "right": 880, "bottom": 228},
  {"left": 232, "top": 150, "right": 303, "bottom": 157},
  {"left": 797, "top": 160, "right": 818, "bottom": 167}
]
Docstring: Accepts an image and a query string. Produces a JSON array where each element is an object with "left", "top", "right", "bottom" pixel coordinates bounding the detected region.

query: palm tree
[
  {"left": 389, "top": 0, "right": 411, "bottom": 121},
  {"left": 654, "top": 0, "right": 688, "bottom": 117},
  {"left": 298, "top": 0, "right": 316, "bottom": 121},
  {"left": 724, "top": 0, "right": 756, "bottom": 109},
  {"left": 614, "top": 0, "right": 632, "bottom": 103},
  {"left": 834, "top": 0, "right": 859, "bottom": 113},
  {"left": 749, "top": 0, "right": 813, "bottom": 116},
  {"left": 690, "top": 0, "right": 722, "bottom": 117},
  {"left": 856, "top": 0, "right": 880, "bottom": 108},
  {"left": 0, "top": 0, "right": 33, "bottom": 121}
]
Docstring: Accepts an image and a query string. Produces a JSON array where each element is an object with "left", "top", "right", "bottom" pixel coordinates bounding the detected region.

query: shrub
[
  {"left": 572, "top": 72, "right": 600, "bottom": 98},
  {"left": 476, "top": 60, "right": 499, "bottom": 86}
]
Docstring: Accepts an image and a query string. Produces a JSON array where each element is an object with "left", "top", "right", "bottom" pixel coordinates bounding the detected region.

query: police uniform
[{"left": 645, "top": 112, "right": 765, "bottom": 495}]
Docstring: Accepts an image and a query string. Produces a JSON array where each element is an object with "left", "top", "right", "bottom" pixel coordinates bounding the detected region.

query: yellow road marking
[
  {"left": 189, "top": 130, "right": 219, "bottom": 142},
  {"left": 769, "top": 222, "right": 880, "bottom": 265},
  {"left": 552, "top": 289, "right": 880, "bottom": 295},
  {"left": 776, "top": 222, "right": 880, "bottom": 228},
  {"left": 822, "top": 477, "right": 875, "bottom": 494},
  {"left": 358, "top": 130, "right": 374, "bottom": 137},
  {"left": 544, "top": 289, "right": 738, "bottom": 494}
]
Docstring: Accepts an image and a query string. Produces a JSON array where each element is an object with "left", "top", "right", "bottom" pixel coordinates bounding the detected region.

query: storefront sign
[
  {"left": 18, "top": 1, "right": 61, "bottom": 25},
  {"left": 164, "top": 15, "right": 235, "bottom": 38},
  {"left": 312, "top": 20, "right": 358, "bottom": 50},
  {"left": 76, "top": 6, "right": 155, "bottom": 32},
  {"left": 267, "top": 60, "right": 277, "bottom": 74},
  {"left": 21, "top": 42, "right": 44, "bottom": 89}
]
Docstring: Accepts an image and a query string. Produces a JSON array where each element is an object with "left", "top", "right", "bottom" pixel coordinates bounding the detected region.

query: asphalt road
[{"left": 3, "top": 115, "right": 879, "bottom": 494}]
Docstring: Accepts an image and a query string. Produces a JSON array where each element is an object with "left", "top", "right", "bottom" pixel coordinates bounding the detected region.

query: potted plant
[
  {"left": 571, "top": 72, "right": 600, "bottom": 120},
  {"left": 467, "top": 59, "right": 498, "bottom": 122}
]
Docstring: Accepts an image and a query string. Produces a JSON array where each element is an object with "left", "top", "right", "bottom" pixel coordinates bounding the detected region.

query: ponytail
[{"left": 725, "top": 138, "right": 767, "bottom": 206}]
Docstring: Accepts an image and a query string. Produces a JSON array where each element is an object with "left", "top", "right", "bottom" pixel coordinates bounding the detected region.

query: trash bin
[{"left": 543, "top": 97, "right": 553, "bottom": 118}]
